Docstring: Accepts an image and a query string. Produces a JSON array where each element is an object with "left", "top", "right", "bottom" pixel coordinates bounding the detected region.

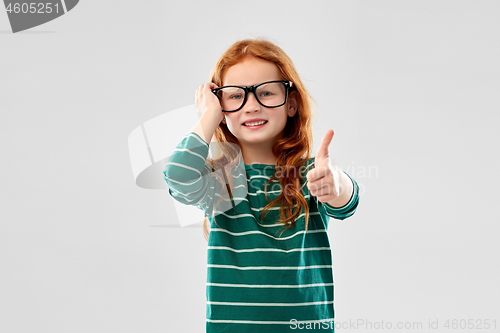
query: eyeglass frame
[{"left": 211, "top": 80, "right": 294, "bottom": 112}]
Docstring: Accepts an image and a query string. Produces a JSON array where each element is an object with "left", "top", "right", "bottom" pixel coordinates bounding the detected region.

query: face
[{"left": 221, "top": 56, "right": 298, "bottom": 147}]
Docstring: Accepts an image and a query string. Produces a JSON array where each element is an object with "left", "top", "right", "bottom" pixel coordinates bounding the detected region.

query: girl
[{"left": 163, "top": 38, "right": 359, "bottom": 333}]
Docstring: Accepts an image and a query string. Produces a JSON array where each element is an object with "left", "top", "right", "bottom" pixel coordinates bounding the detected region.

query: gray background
[{"left": 1, "top": 1, "right": 499, "bottom": 332}]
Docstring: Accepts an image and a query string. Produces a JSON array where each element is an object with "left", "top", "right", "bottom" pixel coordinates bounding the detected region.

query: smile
[{"left": 243, "top": 120, "right": 268, "bottom": 127}]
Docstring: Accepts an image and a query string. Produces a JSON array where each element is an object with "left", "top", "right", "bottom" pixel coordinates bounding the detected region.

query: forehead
[{"left": 223, "top": 56, "right": 282, "bottom": 86}]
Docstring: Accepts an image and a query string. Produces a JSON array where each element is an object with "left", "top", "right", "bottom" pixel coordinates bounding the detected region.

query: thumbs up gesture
[{"left": 306, "top": 130, "right": 353, "bottom": 208}]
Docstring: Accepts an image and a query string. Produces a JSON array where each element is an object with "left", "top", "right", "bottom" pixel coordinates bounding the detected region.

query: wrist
[{"left": 326, "top": 172, "right": 354, "bottom": 208}]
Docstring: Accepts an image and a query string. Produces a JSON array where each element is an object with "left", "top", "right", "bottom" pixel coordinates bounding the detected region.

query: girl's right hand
[{"left": 195, "top": 83, "right": 224, "bottom": 124}]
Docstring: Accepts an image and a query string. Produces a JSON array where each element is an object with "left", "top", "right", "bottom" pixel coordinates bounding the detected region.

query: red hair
[{"left": 203, "top": 38, "right": 315, "bottom": 240}]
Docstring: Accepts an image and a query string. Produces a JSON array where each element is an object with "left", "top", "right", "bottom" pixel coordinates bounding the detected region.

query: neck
[{"left": 241, "top": 141, "right": 276, "bottom": 165}]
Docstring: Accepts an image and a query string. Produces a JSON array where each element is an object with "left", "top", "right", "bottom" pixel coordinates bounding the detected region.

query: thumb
[{"left": 315, "top": 129, "right": 334, "bottom": 162}]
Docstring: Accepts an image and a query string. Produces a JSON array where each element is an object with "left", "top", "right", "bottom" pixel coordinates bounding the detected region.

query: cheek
[
  {"left": 226, "top": 116, "right": 239, "bottom": 131},
  {"left": 274, "top": 111, "right": 289, "bottom": 125}
]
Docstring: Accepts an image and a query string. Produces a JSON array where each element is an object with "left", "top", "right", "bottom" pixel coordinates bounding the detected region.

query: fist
[
  {"left": 306, "top": 130, "right": 343, "bottom": 203},
  {"left": 195, "top": 82, "right": 224, "bottom": 123}
]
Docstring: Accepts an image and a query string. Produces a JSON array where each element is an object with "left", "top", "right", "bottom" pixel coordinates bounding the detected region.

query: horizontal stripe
[
  {"left": 172, "top": 147, "right": 206, "bottom": 161},
  {"left": 169, "top": 186, "right": 206, "bottom": 198},
  {"left": 209, "top": 228, "right": 326, "bottom": 240},
  {"left": 207, "top": 300, "right": 333, "bottom": 306},
  {"left": 208, "top": 264, "right": 332, "bottom": 270},
  {"left": 247, "top": 175, "right": 275, "bottom": 181},
  {"left": 186, "top": 132, "right": 209, "bottom": 147},
  {"left": 206, "top": 318, "right": 335, "bottom": 325},
  {"left": 213, "top": 211, "right": 287, "bottom": 227},
  {"left": 208, "top": 262, "right": 333, "bottom": 285},
  {"left": 247, "top": 189, "right": 282, "bottom": 195},
  {"left": 213, "top": 210, "right": 321, "bottom": 225},
  {"left": 165, "top": 176, "right": 202, "bottom": 186},
  {"left": 207, "top": 284, "right": 333, "bottom": 305},
  {"left": 207, "top": 282, "right": 333, "bottom": 288},
  {"left": 164, "top": 161, "right": 202, "bottom": 175},
  {"left": 207, "top": 246, "right": 331, "bottom": 253}
]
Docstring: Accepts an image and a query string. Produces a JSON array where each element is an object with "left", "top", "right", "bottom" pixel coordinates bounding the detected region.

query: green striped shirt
[{"left": 163, "top": 132, "right": 359, "bottom": 333}]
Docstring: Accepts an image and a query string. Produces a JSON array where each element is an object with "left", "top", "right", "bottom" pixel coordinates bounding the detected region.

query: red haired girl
[{"left": 164, "top": 38, "right": 359, "bottom": 333}]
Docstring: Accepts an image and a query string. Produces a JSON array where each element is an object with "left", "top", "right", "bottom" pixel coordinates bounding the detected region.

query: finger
[
  {"left": 205, "top": 82, "right": 218, "bottom": 94},
  {"left": 306, "top": 165, "right": 329, "bottom": 182},
  {"left": 195, "top": 86, "right": 201, "bottom": 103},
  {"left": 309, "top": 178, "right": 337, "bottom": 197},
  {"left": 316, "top": 194, "right": 335, "bottom": 203},
  {"left": 308, "top": 181, "right": 332, "bottom": 197},
  {"left": 315, "top": 129, "right": 334, "bottom": 160}
]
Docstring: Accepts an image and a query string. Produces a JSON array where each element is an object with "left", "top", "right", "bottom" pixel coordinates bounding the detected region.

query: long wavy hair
[{"left": 203, "top": 38, "right": 315, "bottom": 240}]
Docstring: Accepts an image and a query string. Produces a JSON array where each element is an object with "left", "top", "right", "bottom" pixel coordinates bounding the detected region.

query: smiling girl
[{"left": 163, "top": 38, "right": 359, "bottom": 333}]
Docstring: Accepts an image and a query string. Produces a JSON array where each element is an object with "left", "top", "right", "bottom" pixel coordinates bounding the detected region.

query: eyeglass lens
[{"left": 216, "top": 82, "right": 286, "bottom": 112}]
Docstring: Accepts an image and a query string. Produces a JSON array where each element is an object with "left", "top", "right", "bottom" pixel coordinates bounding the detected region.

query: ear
[{"left": 287, "top": 91, "right": 298, "bottom": 117}]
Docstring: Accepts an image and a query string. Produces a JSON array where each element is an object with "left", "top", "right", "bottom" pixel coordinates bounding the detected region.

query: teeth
[{"left": 244, "top": 120, "right": 266, "bottom": 126}]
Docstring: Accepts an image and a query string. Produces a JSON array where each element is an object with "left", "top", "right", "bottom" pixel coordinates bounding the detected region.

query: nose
[{"left": 242, "top": 91, "right": 260, "bottom": 112}]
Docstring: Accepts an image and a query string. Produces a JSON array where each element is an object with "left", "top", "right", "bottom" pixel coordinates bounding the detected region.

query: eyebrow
[{"left": 221, "top": 79, "right": 282, "bottom": 87}]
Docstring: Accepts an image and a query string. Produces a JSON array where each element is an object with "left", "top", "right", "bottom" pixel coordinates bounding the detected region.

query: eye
[
  {"left": 259, "top": 91, "right": 273, "bottom": 97},
  {"left": 230, "top": 94, "right": 244, "bottom": 100}
]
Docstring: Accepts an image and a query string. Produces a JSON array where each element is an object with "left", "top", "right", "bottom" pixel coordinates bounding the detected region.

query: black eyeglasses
[{"left": 211, "top": 80, "right": 293, "bottom": 112}]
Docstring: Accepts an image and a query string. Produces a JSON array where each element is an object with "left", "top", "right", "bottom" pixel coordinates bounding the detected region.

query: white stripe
[
  {"left": 248, "top": 208, "right": 318, "bottom": 215},
  {"left": 207, "top": 246, "right": 330, "bottom": 253},
  {"left": 250, "top": 206, "right": 280, "bottom": 211},
  {"left": 207, "top": 282, "right": 334, "bottom": 288},
  {"left": 212, "top": 210, "right": 322, "bottom": 228},
  {"left": 187, "top": 132, "right": 209, "bottom": 147},
  {"left": 207, "top": 264, "right": 332, "bottom": 270},
  {"left": 207, "top": 300, "right": 333, "bottom": 306},
  {"left": 212, "top": 209, "right": 320, "bottom": 221},
  {"left": 169, "top": 190, "right": 196, "bottom": 202},
  {"left": 209, "top": 228, "right": 326, "bottom": 240},
  {"left": 170, "top": 188, "right": 203, "bottom": 199},
  {"left": 247, "top": 175, "right": 275, "bottom": 181},
  {"left": 166, "top": 176, "right": 202, "bottom": 186},
  {"left": 247, "top": 189, "right": 282, "bottom": 196},
  {"left": 164, "top": 162, "right": 202, "bottom": 175},
  {"left": 207, "top": 318, "right": 335, "bottom": 325},
  {"left": 213, "top": 211, "right": 258, "bottom": 220},
  {"left": 215, "top": 195, "right": 248, "bottom": 202},
  {"left": 173, "top": 148, "right": 206, "bottom": 161}
]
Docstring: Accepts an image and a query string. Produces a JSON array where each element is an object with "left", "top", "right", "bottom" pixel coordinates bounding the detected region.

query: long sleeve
[
  {"left": 163, "top": 132, "right": 217, "bottom": 216},
  {"left": 315, "top": 171, "right": 360, "bottom": 220},
  {"left": 163, "top": 132, "right": 247, "bottom": 218}
]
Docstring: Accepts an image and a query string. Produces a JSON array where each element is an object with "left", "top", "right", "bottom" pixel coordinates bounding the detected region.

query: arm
[
  {"left": 163, "top": 132, "right": 215, "bottom": 214},
  {"left": 189, "top": 82, "right": 224, "bottom": 145},
  {"left": 162, "top": 83, "right": 226, "bottom": 214},
  {"left": 319, "top": 172, "right": 359, "bottom": 220},
  {"left": 326, "top": 171, "right": 354, "bottom": 208},
  {"left": 306, "top": 130, "right": 360, "bottom": 220}
]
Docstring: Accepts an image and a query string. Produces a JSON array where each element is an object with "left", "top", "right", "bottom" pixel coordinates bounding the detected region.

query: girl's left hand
[{"left": 306, "top": 130, "right": 344, "bottom": 204}]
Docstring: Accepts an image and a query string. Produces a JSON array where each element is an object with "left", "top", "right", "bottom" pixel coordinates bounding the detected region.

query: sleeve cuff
[{"left": 323, "top": 172, "right": 359, "bottom": 215}]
